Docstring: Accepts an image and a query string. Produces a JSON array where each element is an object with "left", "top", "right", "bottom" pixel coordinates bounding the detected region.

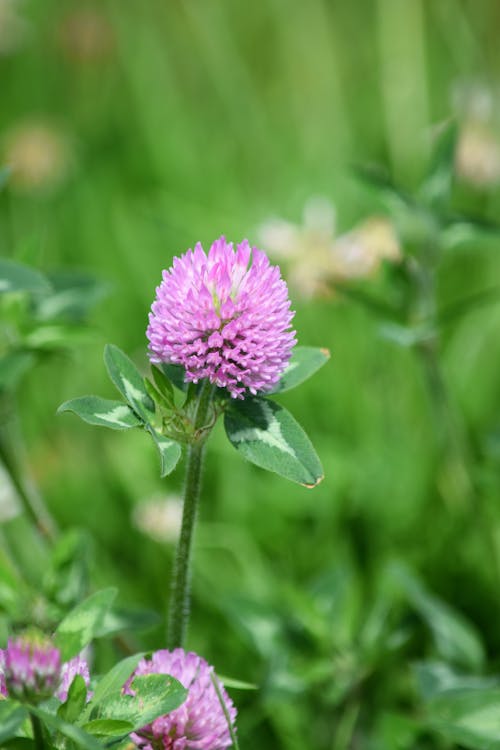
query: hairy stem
[{"left": 167, "top": 381, "right": 213, "bottom": 648}]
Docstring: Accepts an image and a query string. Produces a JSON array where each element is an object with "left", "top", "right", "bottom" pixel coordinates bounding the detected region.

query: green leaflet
[
  {"left": 0, "top": 702, "right": 28, "bottom": 743},
  {"left": 54, "top": 587, "right": 117, "bottom": 661},
  {"left": 58, "top": 396, "right": 142, "bottom": 430},
  {"left": 104, "top": 344, "right": 155, "bottom": 421},
  {"left": 85, "top": 673, "right": 187, "bottom": 733},
  {"left": 147, "top": 429, "right": 182, "bottom": 478},
  {"left": 270, "top": 346, "right": 330, "bottom": 394},
  {"left": 0, "top": 259, "right": 51, "bottom": 296},
  {"left": 224, "top": 397, "right": 323, "bottom": 487}
]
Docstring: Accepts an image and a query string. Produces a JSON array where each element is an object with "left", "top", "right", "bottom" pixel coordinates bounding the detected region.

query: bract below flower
[
  {"left": 147, "top": 237, "right": 296, "bottom": 398},
  {"left": 126, "top": 648, "right": 236, "bottom": 750}
]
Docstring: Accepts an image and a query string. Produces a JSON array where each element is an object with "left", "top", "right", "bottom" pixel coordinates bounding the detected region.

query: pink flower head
[
  {"left": 126, "top": 648, "right": 237, "bottom": 750},
  {"left": 147, "top": 237, "right": 296, "bottom": 398},
  {"left": 1, "top": 633, "right": 61, "bottom": 703},
  {"left": 0, "top": 633, "right": 91, "bottom": 704}
]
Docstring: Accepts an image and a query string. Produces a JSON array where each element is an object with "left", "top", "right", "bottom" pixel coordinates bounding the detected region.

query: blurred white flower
[
  {"left": 3, "top": 121, "right": 74, "bottom": 193},
  {"left": 0, "top": 0, "right": 28, "bottom": 56},
  {"left": 258, "top": 197, "right": 400, "bottom": 298},
  {"left": 132, "top": 495, "right": 183, "bottom": 544},
  {"left": 332, "top": 216, "right": 401, "bottom": 280},
  {"left": 455, "top": 123, "right": 500, "bottom": 188},
  {"left": 258, "top": 197, "right": 337, "bottom": 298},
  {"left": 451, "top": 80, "right": 500, "bottom": 188}
]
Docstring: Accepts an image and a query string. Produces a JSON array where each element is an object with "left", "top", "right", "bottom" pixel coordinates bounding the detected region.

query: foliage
[{"left": 1, "top": 1, "right": 500, "bottom": 748}]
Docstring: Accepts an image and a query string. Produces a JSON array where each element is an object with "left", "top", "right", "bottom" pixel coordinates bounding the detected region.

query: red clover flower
[
  {"left": 126, "top": 648, "right": 237, "bottom": 750},
  {"left": 0, "top": 633, "right": 91, "bottom": 704},
  {"left": 1, "top": 633, "right": 61, "bottom": 703},
  {"left": 147, "top": 237, "right": 296, "bottom": 398}
]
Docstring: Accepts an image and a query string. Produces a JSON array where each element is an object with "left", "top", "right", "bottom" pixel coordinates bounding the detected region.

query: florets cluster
[
  {"left": 147, "top": 237, "right": 296, "bottom": 398},
  {"left": 0, "top": 634, "right": 91, "bottom": 704},
  {"left": 126, "top": 648, "right": 237, "bottom": 750},
  {"left": 1, "top": 634, "right": 61, "bottom": 702}
]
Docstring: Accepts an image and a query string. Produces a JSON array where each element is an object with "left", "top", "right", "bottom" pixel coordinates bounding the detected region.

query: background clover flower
[
  {"left": 126, "top": 648, "right": 237, "bottom": 750},
  {"left": 0, "top": 634, "right": 91, "bottom": 704},
  {"left": 1, "top": 633, "right": 61, "bottom": 703},
  {"left": 147, "top": 236, "right": 296, "bottom": 398},
  {"left": 57, "top": 653, "right": 92, "bottom": 702}
]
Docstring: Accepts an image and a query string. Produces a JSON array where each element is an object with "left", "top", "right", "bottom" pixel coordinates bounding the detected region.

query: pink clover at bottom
[{"left": 125, "top": 648, "right": 237, "bottom": 750}]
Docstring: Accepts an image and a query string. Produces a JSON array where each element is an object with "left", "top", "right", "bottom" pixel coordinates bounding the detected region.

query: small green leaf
[
  {"left": 425, "top": 688, "right": 500, "bottom": 750},
  {"left": 442, "top": 215, "right": 500, "bottom": 250},
  {"left": 435, "top": 287, "right": 500, "bottom": 329},
  {"left": 0, "top": 259, "right": 51, "bottom": 296},
  {"left": 414, "top": 661, "right": 499, "bottom": 702},
  {"left": 0, "top": 351, "right": 35, "bottom": 391},
  {"left": 94, "top": 673, "right": 187, "bottom": 732},
  {"left": 159, "top": 363, "right": 188, "bottom": 391},
  {"left": 218, "top": 674, "right": 258, "bottom": 690},
  {"left": 80, "top": 653, "right": 145, "bottom": 722},
  {"left": 224, "top": 397, "right": 323, "bottom": 487},
  {"left": 420, "top": 122, "right": 458, "bottom": 208},
  {"left": 270, "top": 346, "right": 330, "bottom": 394},
  {"left": 54, "top": 587, "right": 117, "bottom": 661},
  {"left": 148, "top": 429, "right": 182, "bottom": 477},
  {"left": 0, "top": 701, "right": 28, "bottom": 743},
  {"left": 57, "top": 675, "right": 88, "bottom": 724},
  {"left": 82, "top": 718, "right": 133, "bottom": 736},
  {"left": 353, "top": 163, "right": 414, "bottom": 210},
  {"left": 28, "top": 706, "right": 103, "bottom": 750},
  {"left": 104, "top": 344, "right": 155, "bottom": 421},
  {"left": 58, "top": 396, "right": 142, "bottom": 430},
  {"left": 152, "top": 366, "right": 175, "bottom": 404},
  {"left": 23, "top": 325, "right": 93, "bottom": 351},
  {"left": 390, "top": 565, "right": 485, "bottom": 671},
  {"left": 35, "top": 271, "right": 109, "bottom": 322},
  {"left": 43, "top": 529, "right": 91, "bottom": 608},
  {"left": 378, "top": 322, "right": 432, "bottom": 348}
]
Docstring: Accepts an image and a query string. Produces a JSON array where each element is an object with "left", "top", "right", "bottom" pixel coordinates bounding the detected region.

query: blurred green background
[{"left": 2, "top": 1, "right": 500, "bottom": 747}]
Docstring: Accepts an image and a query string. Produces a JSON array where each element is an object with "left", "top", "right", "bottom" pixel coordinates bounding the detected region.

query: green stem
[
  {"left": 412, "top": 257, "right": 500, "bottom": 585},
  {"left": 0, "top": 395, "right": 57, "bottom": 542},
  {"left": 167, "top": 381, "right": 213, "bottom": 648},
  {"left": 30, "top": 713, "right": 45, "bottom": 750},
  {"left": 210, "top": 672, "right": 240, "bottom": 750}
]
